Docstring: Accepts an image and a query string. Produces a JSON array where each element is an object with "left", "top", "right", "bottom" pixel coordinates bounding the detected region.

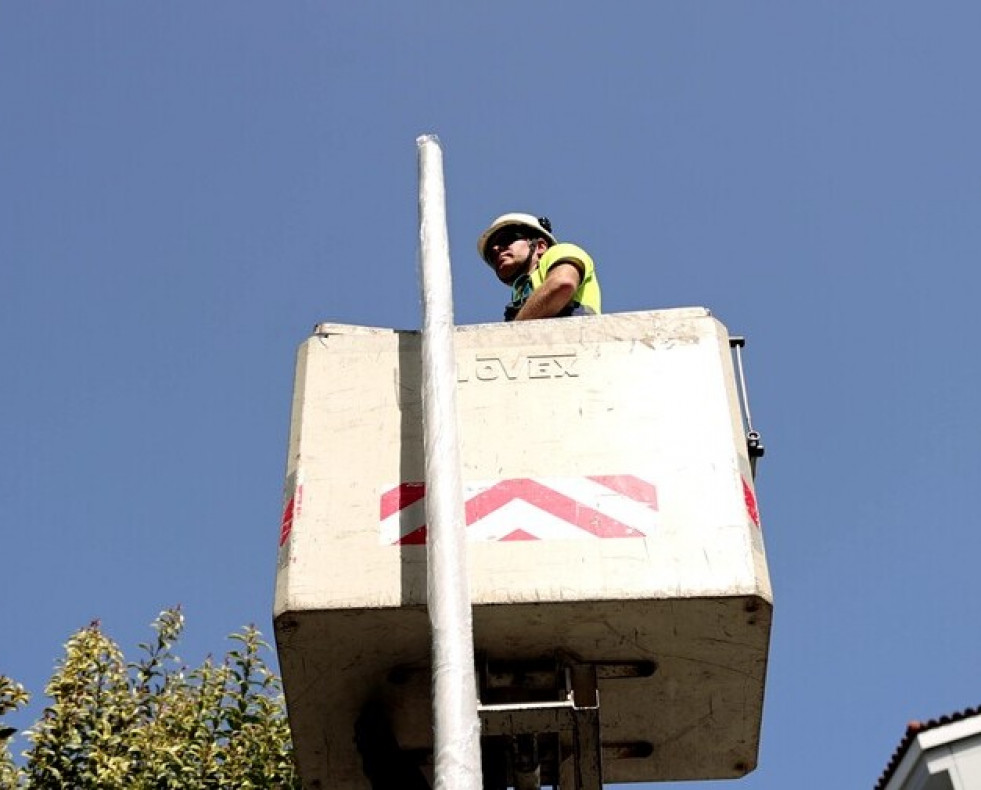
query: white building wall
[{"left": 885, "top": 720, "right": 981, "bottom": 790}]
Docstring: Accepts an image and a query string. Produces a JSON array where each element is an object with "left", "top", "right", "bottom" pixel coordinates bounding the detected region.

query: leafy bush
[{"left": 0, "top": 609, "right": 299, "bottom": 789}]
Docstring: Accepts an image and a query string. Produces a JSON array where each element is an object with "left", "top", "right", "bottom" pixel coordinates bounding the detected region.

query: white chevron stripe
[
  {"left": 537, "top": 476, "right": 659, "bottom": 536},
  {"left": 466, "top": 500, "right": 600, "bottom": 542},
  {"left": 379, "top": 497, "right": 426, "bottom": 544}
]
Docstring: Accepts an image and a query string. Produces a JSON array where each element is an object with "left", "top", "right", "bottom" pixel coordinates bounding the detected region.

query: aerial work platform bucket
[{"left": 273, "top": 308, "right": 772, "bottom": 789}]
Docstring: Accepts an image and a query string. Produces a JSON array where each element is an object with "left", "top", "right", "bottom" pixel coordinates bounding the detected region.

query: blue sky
[{"left": 3, "top": 3, "right": 981, "bottom": 788}]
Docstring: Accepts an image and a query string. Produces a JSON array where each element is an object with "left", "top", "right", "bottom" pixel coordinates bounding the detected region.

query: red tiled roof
[{"left": 875, "top": 705, "right": 981, "bottom": 790}]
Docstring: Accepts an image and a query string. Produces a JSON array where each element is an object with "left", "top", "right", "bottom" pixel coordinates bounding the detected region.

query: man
[{"left": 477, "top": 213, "right": 601, "bottom": 321}]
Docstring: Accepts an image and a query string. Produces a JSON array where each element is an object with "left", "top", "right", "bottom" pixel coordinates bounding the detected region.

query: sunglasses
[{"left": 487, "top": 227, "right": 531, "bottom": 251}]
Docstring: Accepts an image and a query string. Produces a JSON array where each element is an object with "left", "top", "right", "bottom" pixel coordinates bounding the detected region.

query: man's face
[{"left": 486, "top": 227, "right": 539, "bottom": 284}]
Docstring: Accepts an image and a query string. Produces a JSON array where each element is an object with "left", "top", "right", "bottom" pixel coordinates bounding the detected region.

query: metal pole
[
  {"left": 416, "top": 134, "right": 482, "bottom": 790},
  {"left": 729, "top": 336, "right": 765, "bottom": 477}
]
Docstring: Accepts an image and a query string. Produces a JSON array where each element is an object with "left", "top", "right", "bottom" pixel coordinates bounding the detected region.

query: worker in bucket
[{"left": 477, "top": 213, "right": 601, "bottom": 321}]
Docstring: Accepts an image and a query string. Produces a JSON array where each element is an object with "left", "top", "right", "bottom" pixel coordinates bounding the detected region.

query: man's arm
[{"left": 513, "top": 261, "right": 582, "bottom": 320}]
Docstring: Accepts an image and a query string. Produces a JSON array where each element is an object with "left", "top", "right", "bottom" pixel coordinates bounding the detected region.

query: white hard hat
[{"left": 477, "top": 213, "right": 558, "bottom": 262}]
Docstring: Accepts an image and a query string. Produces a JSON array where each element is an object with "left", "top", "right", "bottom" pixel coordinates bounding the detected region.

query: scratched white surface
[{"left": 274, "top": 310, "right": 771, "bottom": 788}]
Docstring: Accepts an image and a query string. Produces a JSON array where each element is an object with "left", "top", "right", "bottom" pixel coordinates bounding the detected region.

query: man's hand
[{"left": 514, "top": 261, "right": 582, "bottom": 320}]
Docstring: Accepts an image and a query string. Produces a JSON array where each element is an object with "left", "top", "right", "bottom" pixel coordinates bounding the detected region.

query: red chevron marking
[
  {"left": 588, "top": 475, "right": 658, "bottom": 509},
  {"left": 742, "top": 477, "right": 760, "bottom": 527},
  {"left": 279, "top": 496, "right": 295, "bottom": 547},
  {"left": 380, "top": 482, "right": 426, "bottom": 521},
  {"left": 462, "top": 479, "right": 642, "bottom": 538}
]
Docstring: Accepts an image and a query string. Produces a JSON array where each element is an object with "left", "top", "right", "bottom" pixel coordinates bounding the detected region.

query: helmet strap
[{"left": 520, "top": 242, "right": 539, "bottom": 274}]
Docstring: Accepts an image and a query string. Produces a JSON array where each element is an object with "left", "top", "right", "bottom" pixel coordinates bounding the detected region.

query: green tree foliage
[
  {"left": 0, "top": 676, "right": 30, "bottom": 788},
  {"left": 1, "top": 609, "right": 300, "bottom": 789}
]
